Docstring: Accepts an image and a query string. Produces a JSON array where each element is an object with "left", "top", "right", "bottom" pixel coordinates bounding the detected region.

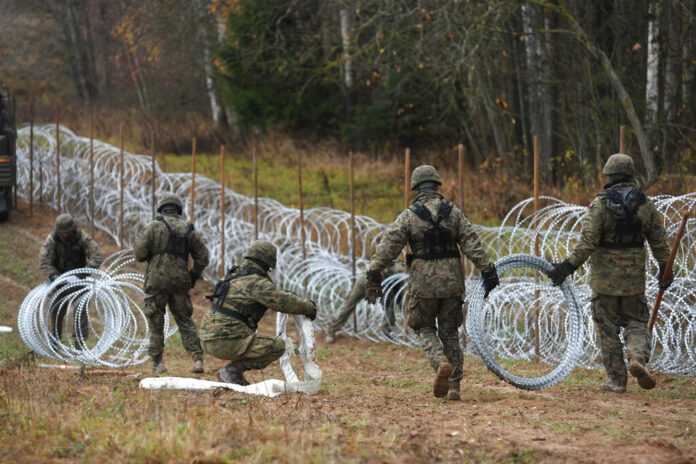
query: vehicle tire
[{"left": 0, "top": 210, "right": 9, "bottom": 222}]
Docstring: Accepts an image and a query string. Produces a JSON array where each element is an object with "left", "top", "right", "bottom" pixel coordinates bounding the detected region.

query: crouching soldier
[
  {"left": 40, "top": 213, "right": 102, "bottom": 347},
  {"left": 199, "top": 240, "right": 318, "bottom": 385}
]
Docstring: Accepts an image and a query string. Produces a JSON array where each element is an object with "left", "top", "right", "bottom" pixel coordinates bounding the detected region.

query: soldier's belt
[
  {"left": 406, "top": 251, "right": 460, "bottom": 267},
  {"left": 211, "top": 304, "right": 258, "bottom": 331},
  {"left": 598, "top": 241, "right": 644, "bottom": 249}
]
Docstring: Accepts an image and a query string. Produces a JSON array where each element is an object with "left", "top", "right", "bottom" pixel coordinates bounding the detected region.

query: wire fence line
[{"left": 14, "top": 124, "right": 696, "bottom": 375}]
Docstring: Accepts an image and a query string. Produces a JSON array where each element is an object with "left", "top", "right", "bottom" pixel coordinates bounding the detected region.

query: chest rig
[
  {"left": 205, "top": 265, "right": 269, "bottom": 330},
  {"left": 152, "top": 216, "right": 194, "bottom": 260},
  {"left": 406, "top": 199, "right": 460, "bottom": 266},
  {"left": 53, "top": 230, "right": 86, "bottom": 272},
  {"left": 598, "top": 186, "right": 647, "bottom": 249}
]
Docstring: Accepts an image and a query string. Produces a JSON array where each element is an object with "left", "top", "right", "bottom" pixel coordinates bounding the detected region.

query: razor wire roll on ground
[
  {"left": 17, "top": 250, "right": 176, "bottom": 367},
  {"left": 466, "top": 254, "right": 584, "bottom": 390},
  {"left": 13, "top": 124, "right": 696, "bottom": 377}
]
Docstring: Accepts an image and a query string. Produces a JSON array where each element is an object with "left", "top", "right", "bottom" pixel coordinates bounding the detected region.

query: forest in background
[{"left": 1, "top": 0, "right": 696, "bottom": 201}]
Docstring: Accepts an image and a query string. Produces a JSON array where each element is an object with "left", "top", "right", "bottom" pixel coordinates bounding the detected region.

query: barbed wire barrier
[
  {"left": 17, "top": 251, "right": 171, "bottom": 367},
  {"left": 14, "top": 125, "right": 696, "bottom": 381}
]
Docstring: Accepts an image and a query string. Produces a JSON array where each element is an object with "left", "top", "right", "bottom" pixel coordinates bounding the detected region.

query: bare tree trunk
[
  {"left": 195, "top": 0, "right": 228, "bottom": 130},
  {"left": 61, "top": 0, "right": 99, "bottom": 103},
  {"left": 522, "top": 3, "right": 553, "bottom": 182},
  {"left": 663, "top": 0, "right": 681, "bottom": 126},
  {"left": 645, "top": 0, "right": 661, "bottom": 125},
  {"left": 340, "top": 2, "right": 354, "bottom": 123},
  {"left": 682, "top": 0, "right": 695, "bottom": 118}
]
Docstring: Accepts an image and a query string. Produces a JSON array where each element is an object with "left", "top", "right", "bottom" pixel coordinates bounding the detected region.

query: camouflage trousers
[
  {"left": 145, "top": 293, "right": 203, "bottom": 360},
  {"left": 49, "top": 299, "right": 89, "bottom": 344},
  {"left": 408, "top": 296, "right": 464, "bottom": 384},
  {"left": 328, "top": 273, "right": 396, "bottom": 333},
  {"left": 202, "top": 334, "right": 285, "bottom": 370},
  {"left": 591, "top": 293, "right": 651, "bottom": 384}
]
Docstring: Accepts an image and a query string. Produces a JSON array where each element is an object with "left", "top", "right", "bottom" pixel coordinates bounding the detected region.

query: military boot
[
  {"left": 446, "top": 382, "right": 461, "bottom": 401},
  {"left": 600, "top": 379, "right": 626, "bottom": 393},
  {"left": 191, "top": 356, "right": 204, "bottom": 374},
  {"left": 629, "top": 361, "right": 656, "bottom": 390},
  {"left": 218, "top": 360, "right": 250, "bottom": 386},
  {"left": 326, "top": 327, "right": 336, "bottom": 344},
  {"left": 433, "top": 361, "right": 454, "bottom": 398},
  {"left": 152, "top": 355, "right": 167, "bottom": 374}
]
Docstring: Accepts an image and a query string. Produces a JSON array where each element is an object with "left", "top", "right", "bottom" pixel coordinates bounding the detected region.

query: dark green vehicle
[{"left": 0, "top": 84, "right": 16, "bottom": 222}]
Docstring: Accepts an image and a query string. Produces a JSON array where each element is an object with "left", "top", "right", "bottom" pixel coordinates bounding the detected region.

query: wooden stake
[
  {"left": 533, "top": 135, "right": 541, "bottom": 362},
  {"left": 11, "top": 93, "right": 17, "bottom": 209},
  {"left": 349, "top": 151, "right": 357, "bottom": 332},
  {"left": 220, "top": 145, "right": 226, "bottom": 278},
  {"left": 648, "top": 212, "right": 690, "bottom": 332},
  {"left": 404, "top": 148, "right": 411, "bottom": 209},
  {"left": 55, "top": 101, "right": 61, "bottom": 212},
  {"left": 457, "top": 144, "right": 464, "bottom": 210},
  {"left": 253, "top": 149, "right": 258, "bottom": 240},
  {"left": 119, "top": 124, "right": 124, "bottom": 246},
  {"left": 298, "top": 152, "right": 306, "bottom": 261},
  {"left": 190, "top": 137, "right": 197, "bottom": 221},
  {"left": 29, "top": 96, "right": 34, "bottom": 217},
  {"left": 89, "top": 114, "right": 94, "bottom": 236},
  {"left": 619, "top": 125, "right": 626, "bottom": 154},
  {"left": 151, "top": 134, "right": 155, "bottom": 219}
]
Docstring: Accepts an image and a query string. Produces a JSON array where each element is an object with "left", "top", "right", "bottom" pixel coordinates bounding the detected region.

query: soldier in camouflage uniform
[
  {"left": 134, "top": 193, "right": 209, "bottom": 374},
  {"left": 366, "top": 165, "right": 499, "bottom": 400},
  {"left": 199, "top": 240, "right": 318, "bottom": 385},
  {"left": 39, "top": 214, "right": 102, "bottom": 347},
  {"left": 325, "top": 260, "right": 406, "bottom": 344},
  {"left": 548, "top": 154, "right": 673, "bottom": 393}
]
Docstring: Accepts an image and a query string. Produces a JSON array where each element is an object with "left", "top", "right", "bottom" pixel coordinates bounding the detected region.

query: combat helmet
[
  {"left": 410, "top": 165, "right": 442, "bottom": 190},
  {"left": 157, "top": 193, "right": 183, "bottom": 214},
  {"left": 55, "top": 213, "right": 76, "bottom": 234},
  {"left": 244, "top": 240, "right": 277, "bottom": 269},
  {"left": 602, "top": 154, "right": 635, "bottom": 178}
]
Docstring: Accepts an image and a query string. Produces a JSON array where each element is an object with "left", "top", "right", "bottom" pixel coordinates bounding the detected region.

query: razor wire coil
[
  {"left": 17, "top": 250, "right": 175, "bottom": 367},
  {"left": 466, "top": 254, "right": 584, "bottom": 390}
]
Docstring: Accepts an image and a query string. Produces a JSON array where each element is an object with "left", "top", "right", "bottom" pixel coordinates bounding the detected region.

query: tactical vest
[
  {"left": 152, "top": 216, "right": 194, "bottom": 260},
  {"left": 598, "top": 186, "right": 647, "bottom": 249},
  {"left": 406, "top": 200, "right": 460, "bottom": 266},
  {"left": 52, "top": 229, "right": 87, "bottom": 272},
  {"left": 205, "top": 265, "right": 269, "bottom": 330}
]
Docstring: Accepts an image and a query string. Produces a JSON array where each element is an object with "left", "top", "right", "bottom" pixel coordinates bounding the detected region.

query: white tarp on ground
[
  {"left": 139, "top": 376, "right": 321, "bottom": 398},
  {"left": 0, "top": 326, "right": 13, "bottom": 333}
]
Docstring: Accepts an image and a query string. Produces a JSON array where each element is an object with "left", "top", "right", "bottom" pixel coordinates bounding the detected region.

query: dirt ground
[{"left": 1, "top": 201, "right": 695, "bottom": 463}]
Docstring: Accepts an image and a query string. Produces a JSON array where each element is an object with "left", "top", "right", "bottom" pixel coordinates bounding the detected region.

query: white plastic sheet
[{"left": 139, "top": 376, "right": 321, "bottom": 398}]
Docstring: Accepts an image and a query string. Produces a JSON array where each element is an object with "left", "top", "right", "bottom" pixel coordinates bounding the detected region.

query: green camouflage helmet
[
  {"left": 156, "top": 193, "right": 183, "bottom": 213},
  {"left": 602, "top": 154, "right": 635, "bottom": 177},
  {"left": 55, "top": 213, "right": 76, "bottom": 234},
  {"left": 244, "top": 240, "right": 277, "bottom": 269},
  {"left": 410, "top": 165, "right": 442, "bottom": 190}
]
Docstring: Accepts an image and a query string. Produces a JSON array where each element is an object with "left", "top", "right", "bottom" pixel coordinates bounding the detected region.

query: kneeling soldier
[{"left": 199, "top": 240, "right": 318, "bottom": 385}]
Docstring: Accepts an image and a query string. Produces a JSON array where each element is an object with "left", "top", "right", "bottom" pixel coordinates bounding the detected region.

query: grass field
[{"left": 2, "top": 203, "right": 696, "bottom": 463}]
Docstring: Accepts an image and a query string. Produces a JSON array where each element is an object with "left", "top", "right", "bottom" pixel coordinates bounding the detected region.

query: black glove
[
  {"left": 365, "top": 270, "right": 382, "bottom": 304},
  {"left": 481, "top": 265, "right": 499, "bottom": 299},
  {"left": 307, "top": 300, "right": 318, "bottom": 321},
  {"left": 658, "top": 264, "right": 673, "bottom": 290},
  {"left": 49, "top": 272, "right": 60, "bottom": 282},
  {"left": 190, "top": 271, "right": 200, "bottom": 288},
  {"left": 547, "top": 260, "right": 578, "bottom": 286}
]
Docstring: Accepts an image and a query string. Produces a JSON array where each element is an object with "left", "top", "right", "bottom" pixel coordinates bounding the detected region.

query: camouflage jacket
[
  {"left": 368, "top": 191, "right": 494, "bottom": 298},
  {"left": 567, "top": 182, "right": 670, "bottom": 296},
  {"left": 199, "top": 259, "right": 317, "bottom": 345},
  {"left": 39, "top": 229, "right": 102, "bottom": 279},
  {"left": 133, "top": 212, "right": 209, "bottom": 295}
]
